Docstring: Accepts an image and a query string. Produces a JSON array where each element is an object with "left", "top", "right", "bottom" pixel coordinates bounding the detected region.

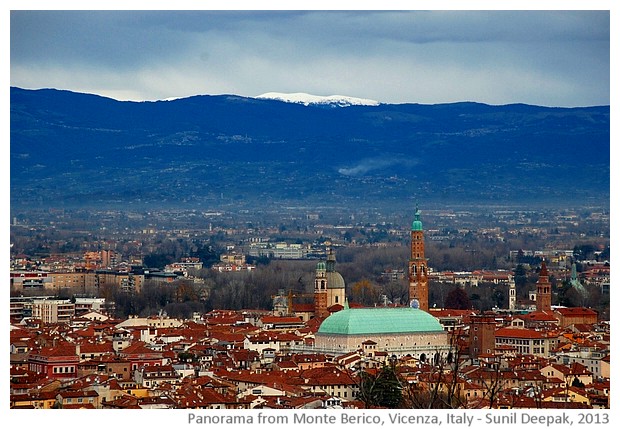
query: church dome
[
  {"left": 326, "top": 271, "right": 345, "bottom": 289},
  {"left": 317, "top": 307, "right": 443, "bottom": 335}
]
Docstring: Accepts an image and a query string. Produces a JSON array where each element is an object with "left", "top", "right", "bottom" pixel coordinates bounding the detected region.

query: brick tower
[
  {"left": 469, "top": 314, "right": 496, "bottom": 360},
  {"left": 408, "top": 205, "right": 429, "bottom": 311},
  {"left": 536, "top": 260, "right": 552, "bottom": 313}
]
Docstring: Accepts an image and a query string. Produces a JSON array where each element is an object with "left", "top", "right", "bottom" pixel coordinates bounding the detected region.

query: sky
[{"left": 7, "top": 5, "right": 612, "bottom": 107}]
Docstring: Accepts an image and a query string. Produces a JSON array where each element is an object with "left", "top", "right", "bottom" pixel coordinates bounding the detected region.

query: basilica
[{"left": 312, "top": 206, "right": 451, "bottom": 359}]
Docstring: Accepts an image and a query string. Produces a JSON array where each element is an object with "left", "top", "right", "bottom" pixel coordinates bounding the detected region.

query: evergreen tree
[
  {"left": 513, "top": 263, "right": 528, "bottom": 287},
  {"left": 358, "top": 364, "right": 403, "bottom": 408},
  {"left": 444, "top": 286, "right": 472, "bottom": 310}
]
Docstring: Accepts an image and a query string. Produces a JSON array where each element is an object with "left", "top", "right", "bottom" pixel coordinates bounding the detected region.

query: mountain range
[
  {"left": 256, "top": 92, "right": 380, "bottom": 107},
  {"left": 10, "top": 87, "right": 610, "bottom": 213}
]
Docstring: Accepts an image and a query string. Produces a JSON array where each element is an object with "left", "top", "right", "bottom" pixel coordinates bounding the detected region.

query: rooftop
[{"left": 317, "top": 307, "right": 444, "bottom": 336}]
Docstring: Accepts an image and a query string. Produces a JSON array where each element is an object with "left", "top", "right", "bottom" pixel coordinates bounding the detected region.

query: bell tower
[
  {"left": 314, "top": 260, "right": 329, "bottom": 318},
  {"left": 536, "top": 260, "right": 552, "bottom": 313},
  {"left": 408, "top": 205, "right": 429, "bottom": 311},
  {"left": 508, "top": 276, "right": 517, "bottom": 310}
]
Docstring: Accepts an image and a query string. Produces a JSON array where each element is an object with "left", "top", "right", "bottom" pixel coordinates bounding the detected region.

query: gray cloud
[{"left": 9, "top": 10, "right": 610, "bottom": 107}]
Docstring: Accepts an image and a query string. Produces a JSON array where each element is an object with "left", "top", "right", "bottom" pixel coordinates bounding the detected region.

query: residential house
[
  {"left": 117, "top": 341, "right": 166, "bottom": 371},
  {"left": 28, "top": 343, "right": 79, "bottom": 380},
  {"left": 554, "top": 307, "right": 598, "bottom": 328},
  {"left": 10, "top": 390, "right": 58, "bottom": 409},
  {"left": 134, "top": 364, "right": 181, "bottom": 388},
  {"left": 297, "top": 366, "right": 359, "bottom": 400},
  {"left": 55, "top": 389, "right": 100, "bottom": 409},
  {"left": 541, "top": 385, "right": 590, "bottom": 407},
  {"left": 494, "top": 327, "right": 560, "bottom": 357},
  {"left": 540, "top": 362, "right": 593, "bottom": 387}
]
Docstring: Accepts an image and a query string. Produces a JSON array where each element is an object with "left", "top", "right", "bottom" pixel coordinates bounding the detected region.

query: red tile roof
[
  {"left": 555, "top": 307, "right": 598, "bottom": 316},
  {"left": 495, "top": 327, "right": 554, "bottom": 339},
  {"left": 34, "top": 343, "right": 78, "bottom": 358},
  {"left": 260, "top": 316, "right": 303, "bottom": 324}
]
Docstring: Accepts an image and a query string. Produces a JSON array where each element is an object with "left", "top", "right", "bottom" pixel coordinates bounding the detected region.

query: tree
[
  {"left": 350, "top": 279, "right": 380, "bottom": 306},
  {"left": 400, "top": 331, "right": 467, "bottom": 409},
  {"left": 467, "top": 358, "right": 511, "bottom": 409},
  {"left": 573, "top": 244, "right": 597, "bottom": 261},
  {"left": 190, "top": 243, "right": 221, "bottom": 267},
  {"left": 143, "top": 253, "right": 174, "bottom": 269},
  {"left": 175, "top": 280, "right": 199, "bottom": 302},
  {"left": 381, "top": 280, "right": 409, "bottom": 306},
  {"left": 444, "top": 286, "right": 472, "bottom": 310},
  {"left": 358, "top": 364, "right": 403, "bottom": 408},
  {"left": 572, "top": 376, "right": 585, "bottom": 388},
  {"left": 513, "top": 264, "right": 528, "bottom": 287},
  {"left": 178, "top": 351, "right": 197, "bottom": 363}
]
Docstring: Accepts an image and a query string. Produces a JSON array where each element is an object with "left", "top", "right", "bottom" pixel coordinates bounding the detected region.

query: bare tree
[
  {"left": 350, "top": 279, "right": 381, "bottom": 306},
  {"left": 466, "top": 357, "right": 511, "bottom": 409},
  {"left": 400, "top": 331, "right": 467, "bottom": 409},
  {"left": 381, "top": 280, "right": 409, "bottom": 306}
]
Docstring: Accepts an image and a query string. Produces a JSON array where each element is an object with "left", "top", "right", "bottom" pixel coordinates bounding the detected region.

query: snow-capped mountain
[
  {"left": 11, "top": 87, "right": 609, "bottom": 211},
  {"left": 256, "top": 92, "right": 380, "bottom": 107}
]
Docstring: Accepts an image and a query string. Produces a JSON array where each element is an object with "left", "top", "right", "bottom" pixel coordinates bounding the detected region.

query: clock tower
[{"left": 408, "top": 206, "right": 429, "bottom": 311}]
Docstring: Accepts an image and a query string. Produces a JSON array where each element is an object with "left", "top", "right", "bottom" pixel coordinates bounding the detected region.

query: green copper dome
[
  {"left": 411, "top": 207, "right": 423, "bottom": 231},
  {"left": 317, "top": 307, "right": 443, "bottom": 335}
]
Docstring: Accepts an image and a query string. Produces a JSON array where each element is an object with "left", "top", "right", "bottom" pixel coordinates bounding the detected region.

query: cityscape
[
  {"left": 8, "top": 7, "right": 611, "bottom": 421},
  {"left": 9, "top": 203, "right": 610, "bottom": 409}
]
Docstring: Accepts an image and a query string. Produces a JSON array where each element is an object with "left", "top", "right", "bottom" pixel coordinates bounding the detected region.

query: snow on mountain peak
[{"left": 256, "top": 92, "right": 380, "bottom": 107}]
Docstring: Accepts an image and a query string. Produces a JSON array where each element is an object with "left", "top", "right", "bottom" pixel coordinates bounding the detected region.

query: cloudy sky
[{"left": 9, "top": 6, "right": 612, "bottom": 107}]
